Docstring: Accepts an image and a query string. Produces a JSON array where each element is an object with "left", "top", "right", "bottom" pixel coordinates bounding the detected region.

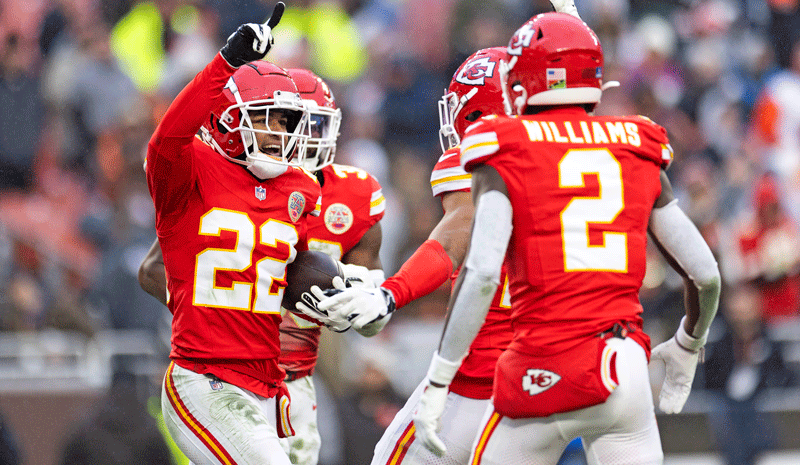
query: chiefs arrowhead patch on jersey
[
  {"left": 324, "top": 203, "right": 353, "bottom": 235},
  {"left": 288, "top": 191, "right": 306, "bottom": 223},
  {"left": 522, "top": 369, "right": 561, "bottom": 395}
]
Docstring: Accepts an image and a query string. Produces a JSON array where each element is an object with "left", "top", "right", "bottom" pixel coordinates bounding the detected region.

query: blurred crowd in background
[{"left": 0, "top": 0, "right": 799, "bottom": 464}]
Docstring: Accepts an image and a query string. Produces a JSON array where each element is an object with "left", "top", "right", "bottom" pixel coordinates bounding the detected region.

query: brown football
[{"left": 282, "top": 250, "right": 343, "bottom": 312}]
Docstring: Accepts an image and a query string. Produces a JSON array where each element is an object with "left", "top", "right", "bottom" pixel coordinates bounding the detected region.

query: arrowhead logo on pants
[{"left": 522, "top": 369, "right": 561, "bottom": 395}]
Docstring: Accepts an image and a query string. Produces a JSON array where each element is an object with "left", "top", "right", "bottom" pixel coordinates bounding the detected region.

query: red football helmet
[
  {"left": 502, "top": 12, "right": 614, "bottom": 115},
  {"left": 200, "top": 61, "right": 311, "bottom": 178},
  {"left": 287, "top": 68, "right": 342, "bottom": 172},
  {"left": 438, "top": 47, "right": 507, "bottom": 152}
]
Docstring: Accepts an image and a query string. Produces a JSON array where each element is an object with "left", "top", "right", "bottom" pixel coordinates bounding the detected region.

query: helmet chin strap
[
  {"left": 247, "top": 159, "right": 288, "bottom": 179},
  {"left": 499, "top": 56, "right": 517, "bottom": 115},
  {"left": 513, "top": 84, "right": 528, "bottom": 115}
]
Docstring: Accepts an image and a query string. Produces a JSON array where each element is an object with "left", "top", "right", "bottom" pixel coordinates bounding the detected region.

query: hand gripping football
[{"left": 282, "top": 250, "right": 344, "bottom": 313}]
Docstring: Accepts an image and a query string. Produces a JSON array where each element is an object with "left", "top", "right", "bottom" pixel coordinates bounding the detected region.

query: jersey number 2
[
  {"left": 559, "top": 149, "right": 627, "bottom": 272},
  {"left": 193, "top": 209, "right": 299, "bottom": 313}
]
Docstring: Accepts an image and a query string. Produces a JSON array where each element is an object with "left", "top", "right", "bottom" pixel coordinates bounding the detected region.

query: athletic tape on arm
[{"left": 438, "top": 190, "right": 513, "bottom": 363}]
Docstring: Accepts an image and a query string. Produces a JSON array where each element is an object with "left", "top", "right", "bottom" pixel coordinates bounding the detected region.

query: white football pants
[
  {"left": 372, "top": 379, "right": 491, "bottom": 464},
  {"left": 161, "top": 362, "right": 292, "bottom": 465},
  {"left": 279, "top": 375, "right": 321, "bottom": 465},
  {"left": 469, "top": 338, "right": 663, "bottom": 465}
]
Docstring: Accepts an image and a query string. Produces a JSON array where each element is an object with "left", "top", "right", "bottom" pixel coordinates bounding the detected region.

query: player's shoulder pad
[
  {"left": 431, "top": 146, "right": 471, "bottom": 197},
  {"left": 629, "top": 114, "right": 669, "bottom": 140},
  {"left": 285, "top": 165, "right": 321, "bottom": 187},
  {"left": 328, "top": 163, "right": 385, "bottom": 217},
  {"left": 464, "top": 114, "right": 503, "bottom": 136},
  {"left": 460, "top": 115, "right": 518, "bottom": 172},
  {"left": 628, "top": 115, "right": 673, "bottom": 169}
]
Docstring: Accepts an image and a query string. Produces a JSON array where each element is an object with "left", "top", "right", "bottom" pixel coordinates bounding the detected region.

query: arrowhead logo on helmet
[
  {"left": 438, "top": 47, "right": 508, "bottom": 153},
  {"left": 502, "top": 12, "right": 615, "bottom": 115},
  {"left": 455, "top": 56, "right": 497, "bottom": 86}
]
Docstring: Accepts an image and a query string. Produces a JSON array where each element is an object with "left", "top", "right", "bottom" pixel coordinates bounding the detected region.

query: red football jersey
[
  {"left": 461, "top": 108, "right": 674, "bottom": 357},
  {"left": 430, "top": 147, "right": 513, "bottom": 399},
  {"left": 279, "top": 163, "right": 385, "bottom": 376},
  {"left": 146, "top": 54, "right": 322, "bottom": 398}
]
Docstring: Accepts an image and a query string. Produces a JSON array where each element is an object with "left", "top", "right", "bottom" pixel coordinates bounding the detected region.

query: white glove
[
  {"left": 339, "top": 262, "right": 375, "bottom": 288},
  {"left": 317, "top": 286, "right": 396, "bottom": 331},
  {"left": 294, "top": 276, "right": 351, "bottom": 332},
  {"left": 413, "top": 383, "right": 449, "bottom": 457},
  {"left": 650, "top": 334, "right": 701, "bottom": 414},
  {"left": 549, "top": 0, "right": 581, "bottom": 18}
]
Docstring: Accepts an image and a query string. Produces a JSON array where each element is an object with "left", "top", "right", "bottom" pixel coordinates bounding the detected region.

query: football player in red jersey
[
  {"left": 408, "top": 13, "right": 721, "bottom": 464},
  {"left": 140, "top": 65, "right": 387, "bottom": 465},
  {"left": 143, "top": 4, "right": 327, "bottom": 464},
  {"left": 362, "top": 47, "right": 514, "bottom": 465}
]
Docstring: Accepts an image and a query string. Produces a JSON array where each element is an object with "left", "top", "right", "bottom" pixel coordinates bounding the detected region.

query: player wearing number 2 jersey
[
  {"left": 144, "top": 6, "right": 328, "bottom": 464},
  {"left": 413, "top": 12, "right": 721, "bottom": 465}
]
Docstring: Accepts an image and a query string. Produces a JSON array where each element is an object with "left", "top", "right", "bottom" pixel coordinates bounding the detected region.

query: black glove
[{"left": 220, "top": 2, "right": 285, "bottom": 67}]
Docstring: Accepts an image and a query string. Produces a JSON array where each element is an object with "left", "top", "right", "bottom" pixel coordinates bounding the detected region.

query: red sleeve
[
  {"left": 146, "top": 53, "right": 236, "bottom": 222},
  {"left": 430, "top": 148, "right": 471, "bottom": 198},
  {"left": 381, "top": 239, "right": 453, "bottom": 309}
]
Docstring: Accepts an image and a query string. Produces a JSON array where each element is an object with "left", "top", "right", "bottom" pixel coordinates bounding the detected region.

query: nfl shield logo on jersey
[
  {"left": 288, "top": 191, "right": 306, "bottom": 223},
  {"left": 324, "top": 203, "right": 353, "bottom": 235},
  {"left": 255, "top": 186, "right": 267, "bottom": 201},
  {"left": 209, "top": 377, "right": 224, "bottom": 391}
]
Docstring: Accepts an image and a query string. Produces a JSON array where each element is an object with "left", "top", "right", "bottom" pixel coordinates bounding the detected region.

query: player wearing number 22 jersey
[
  {"left": 147, "top": 55, "right": 321, "bottom": 399},
  {"left": 145, "top": 53, "right": 323, "bottom": 465}
]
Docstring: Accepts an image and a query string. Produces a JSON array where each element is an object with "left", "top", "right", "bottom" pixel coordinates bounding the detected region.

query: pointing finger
[{"left": 266, "top": 2, "right": 285, "bottom": 29}]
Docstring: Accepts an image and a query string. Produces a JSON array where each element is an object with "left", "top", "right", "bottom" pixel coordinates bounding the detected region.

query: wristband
[
  {"left": 675, "top": 315, "right": 706, "bottom": 352},
  {"left": 426, "top": 351, "right": 463, "bottom": 386},
  {"left": 380, "top": 288, "right": 397, "bottom": 315}
]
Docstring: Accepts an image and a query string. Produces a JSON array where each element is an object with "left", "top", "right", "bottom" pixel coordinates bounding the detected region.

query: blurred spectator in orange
[
  {"left": 704, "top": 282, "right": 797, "bottom": 465},
  {"left": 730, "top": 173, "right": 800, "bottom": 325},
  {"left": 750, "top": 36, "right": 800, "bottom": 194}
]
